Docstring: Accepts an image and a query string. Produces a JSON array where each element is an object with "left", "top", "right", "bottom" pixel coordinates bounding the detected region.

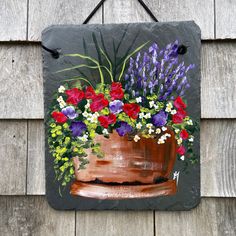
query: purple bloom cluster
[
  {"left": 152, "top": 111, "right": 168, "bottom": 127},
  {"left": 70, "top": 121, "right": 87, "bottom": 137},
  {"left": 116, "top": 121, "right": 133, "bottom": 136},
  {"left": 62, "top": 106, "right": 78, "bottom": 119},
  {"left": 124, "top": 41, "right": 195, "bottom": 100},
  {"left": 109, "top": 100, "right": 123, "bottom": 114}
]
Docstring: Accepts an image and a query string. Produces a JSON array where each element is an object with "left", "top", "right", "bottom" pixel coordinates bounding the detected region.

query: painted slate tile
[{"left": 42, "top": 22, "right": 201, "bottom": 210}]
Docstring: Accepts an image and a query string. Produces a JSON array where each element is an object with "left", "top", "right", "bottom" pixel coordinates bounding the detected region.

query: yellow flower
[
  {"left": 55, "top": 125, "right": 62, "bottom": 130},
  {"left": 90, "top": 130, "right": 96, "bottom": 138},
  {"left": 64, "top": 137, "right": 70, "bottom": 144},
  {"left": 50, "top": 123, "right": 56, "bottom": 128},
  {"left": 63, "top": 123, "right": 69, "bottom": 129},
  {"left": 51, "top": 133, "right": 56, "bottom": 138},
  {"left": 56, "top": 131, "right": 62, "bottom": 135}
]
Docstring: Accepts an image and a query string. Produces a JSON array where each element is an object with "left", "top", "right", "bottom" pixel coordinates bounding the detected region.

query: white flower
[
  {"left": 87, "top": 114, "right": 98, "bottom": 123},
  {"left": 175, "top": 128, "right": 180, "bottom": 133},
  {"left": 59, "top": 101, "right": 66, "bottom": 108},
  {"left": 79, "top": 134, "right": 88, "bottom": 142},
  {"left": 57, "top": 96, "right": 66, "bottom": 108},
  {"left": 90, "top": 116, "right": 98, "bottom": 123},
  {"left": 136, "top": 97, "right": 142, "bottom": 103},
  {"left": 58, "top": 86, "right": 65, "bottom": 93},
  {"left": 134, "top": 135, "right": 141, "bottom": 142},
  {"left": 161, "top": 135, "right": 167, "bottom": 140},
  {"left": 146, "top": 123, "right": 153, "bottom": 129},
  {"left": 57, "top": 96, "right": 64, "bottom": 103},
  {"left": 148, "top": 128, "right": 154, "bottom": 134},
  {"left": 85, "top": 101, "right": 90, "bottom": 109},
  {"left": 165, "top": 133, "right": 171, "bottom": 138},
  {"left": 136, "top": 122, "right": 142, "bottom": 129},
  {"left": 149, "top": 101, "right": 155, "bottom": 108},
  {"left": 156, "top": 128, "right": 161, "bottom": 134},
  {"left": 102, "top": 129, "right": 109, "bottom": 135},
  {"left": 94, "top": 112, "right": 99, "bottom": 118},
  {"left": 154, "top": 104, "right": 159, "bottom": 110},
  {"left": 189, "top": 137, "right": 194, "bottom": 142},
  {"left": 180, "top": 155, "right": 185, "bottom": 161},
  {"left": 187, "top": 119, "right": 193, "bottom": 125},
  {"left": 177, "top": 138, "right": 183, "bottom": 145},
  {"left": 165, "top": 102, "right": 173, "bottom": 112},
  {"left": 162, "top": 126, "right": 167, "bottom": 131},
  {"left": 157, "top": 138, "right": 165, "bottom": 144},
  {"left": 139, "top": 112, "right": 145, "bottom": 119},
  {"left": 82, "top": 111, "right": 89, "bottom": 117},
  {"left": 144, "top": 113, "right": 151, "bottom": 119},
  {"left": 171, "top": 109, "right": 177, "bottom": 115}
]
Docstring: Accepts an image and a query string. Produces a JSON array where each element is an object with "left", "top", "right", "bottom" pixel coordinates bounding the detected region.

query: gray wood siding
[{"left": 0, "top": 0, "right": 235, "bottom": 235}]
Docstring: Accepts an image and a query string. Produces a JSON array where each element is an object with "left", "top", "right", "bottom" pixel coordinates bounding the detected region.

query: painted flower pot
[{"left": 70, "top": 128, "right": 177, "bottom": 199}]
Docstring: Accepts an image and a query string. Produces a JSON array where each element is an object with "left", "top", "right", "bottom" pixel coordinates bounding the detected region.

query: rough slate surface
[{"left": 42, "top": 21, "right": 201, "bottom": 210}]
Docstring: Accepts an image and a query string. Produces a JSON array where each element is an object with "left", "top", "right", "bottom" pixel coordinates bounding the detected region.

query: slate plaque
[{"left": 42, "top": 21, "right": 201, "bottom": 210}]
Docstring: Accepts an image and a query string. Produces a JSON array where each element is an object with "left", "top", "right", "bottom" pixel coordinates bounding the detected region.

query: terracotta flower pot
[{"left": 70, "top": 128, "right": 177, "bottom": 199}]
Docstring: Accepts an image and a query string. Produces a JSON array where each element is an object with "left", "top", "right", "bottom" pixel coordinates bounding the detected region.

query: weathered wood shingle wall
[{"left": 0, "top": 0, "right": 235, "bottom": 235}]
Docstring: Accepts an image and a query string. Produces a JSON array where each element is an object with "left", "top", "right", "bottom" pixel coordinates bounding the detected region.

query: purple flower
[
  {"left": 62, "top": 106, "right": 78, "bottom": 119},
  {"left": 152, "top": 111, "right": 168, "bottom": 127},
  {"left": 70, "top": 121, "right": 87, "bottom": 137},
  {"left": 116, "top": 121, "right": 133, "bottom": 136},
  {"left": 109, "top": 100, "right": 123, "bottom": 114}
]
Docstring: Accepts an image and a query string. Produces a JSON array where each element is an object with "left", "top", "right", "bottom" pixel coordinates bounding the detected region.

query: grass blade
[{"left": 92, "top": 32, "right": 102, "bottom": 65}]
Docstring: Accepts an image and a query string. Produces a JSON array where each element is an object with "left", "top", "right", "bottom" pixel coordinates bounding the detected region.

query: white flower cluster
[
  {"left": 157, "top": 132, "right": 171, "bottom": 144},
  {"left": 86, "top": 112, "right": 99, "bottom": 123},
  {"left": 58, "top": 85, "right": 65, "bottom": 93},
  {"left": 146, "top": 123, "right": 154, "bottom": 134},
  {"left": 136, "top": 97, "right": 142, "bottom": 103},
  {"left": 149, "top": 101, "right": 159, "bottom": 110},
  {"left": 78, "top": 134, "right": 88, "bottom": 142},
  {"left": 187, "top": 119, "right": 193, "bottom": 125},
  {"left": 82, "top": 100, "right": 98, "bottom": 122},
  {"left": 102, "top": 129, "right": 109, "bottom": 135},
  {"left": 84, "top": 100, "right": 90, "bottom": 109},
  {"left": 177, "top": 138, "right": 182, "bottom": 145},
  {"left": 139, "top": 112, "right": 151, "bottom": 119},
  {"left": 165, "top": 102, "right": 176, "bottom": 115},
  {"left": 57, "top": 96, "right": 66, "bottom": 108}
]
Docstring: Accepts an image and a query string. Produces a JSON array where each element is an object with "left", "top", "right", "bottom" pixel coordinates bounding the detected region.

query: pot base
[{"left": 70, "top": 180, "right": 177, "bottom": 199}]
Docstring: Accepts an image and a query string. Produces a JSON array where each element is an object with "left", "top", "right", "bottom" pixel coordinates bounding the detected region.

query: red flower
[
  {"left": 98, "top": 114, "right": 116, "bottom": 128},
  {"left": 123, "top": 103, "right": 140, "bottom": 119},
  {"left": 66, "top": 88, "right": 84, "bottom": 105},
  {"left": 90, "top": 93, "right": 109, "bottom": 112},
  {"left": 180, "top": 130, "right": 189, "bottom": 139},
  {"left": 177, "top": 145, "right": 186, "bottom": 155},
  {"left": 174, "top": 96, "right": 186, "bottom": 110},
  {"left": 172, "top": 109, "right": 187, "bottom": 124},
  {"left": 110, "top": 82, "right": 124, "bottom": 100},
  {"left": 85, "top": 86, "right": 96, "bottom": 99},
  {"left": 52, "top": 111, "right": 67, "bottom": 123}
]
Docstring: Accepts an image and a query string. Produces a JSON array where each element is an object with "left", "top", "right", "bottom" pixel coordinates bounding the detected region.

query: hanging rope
[{"left": 42, "top": 0, "right": 159, "bottom": 58}]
